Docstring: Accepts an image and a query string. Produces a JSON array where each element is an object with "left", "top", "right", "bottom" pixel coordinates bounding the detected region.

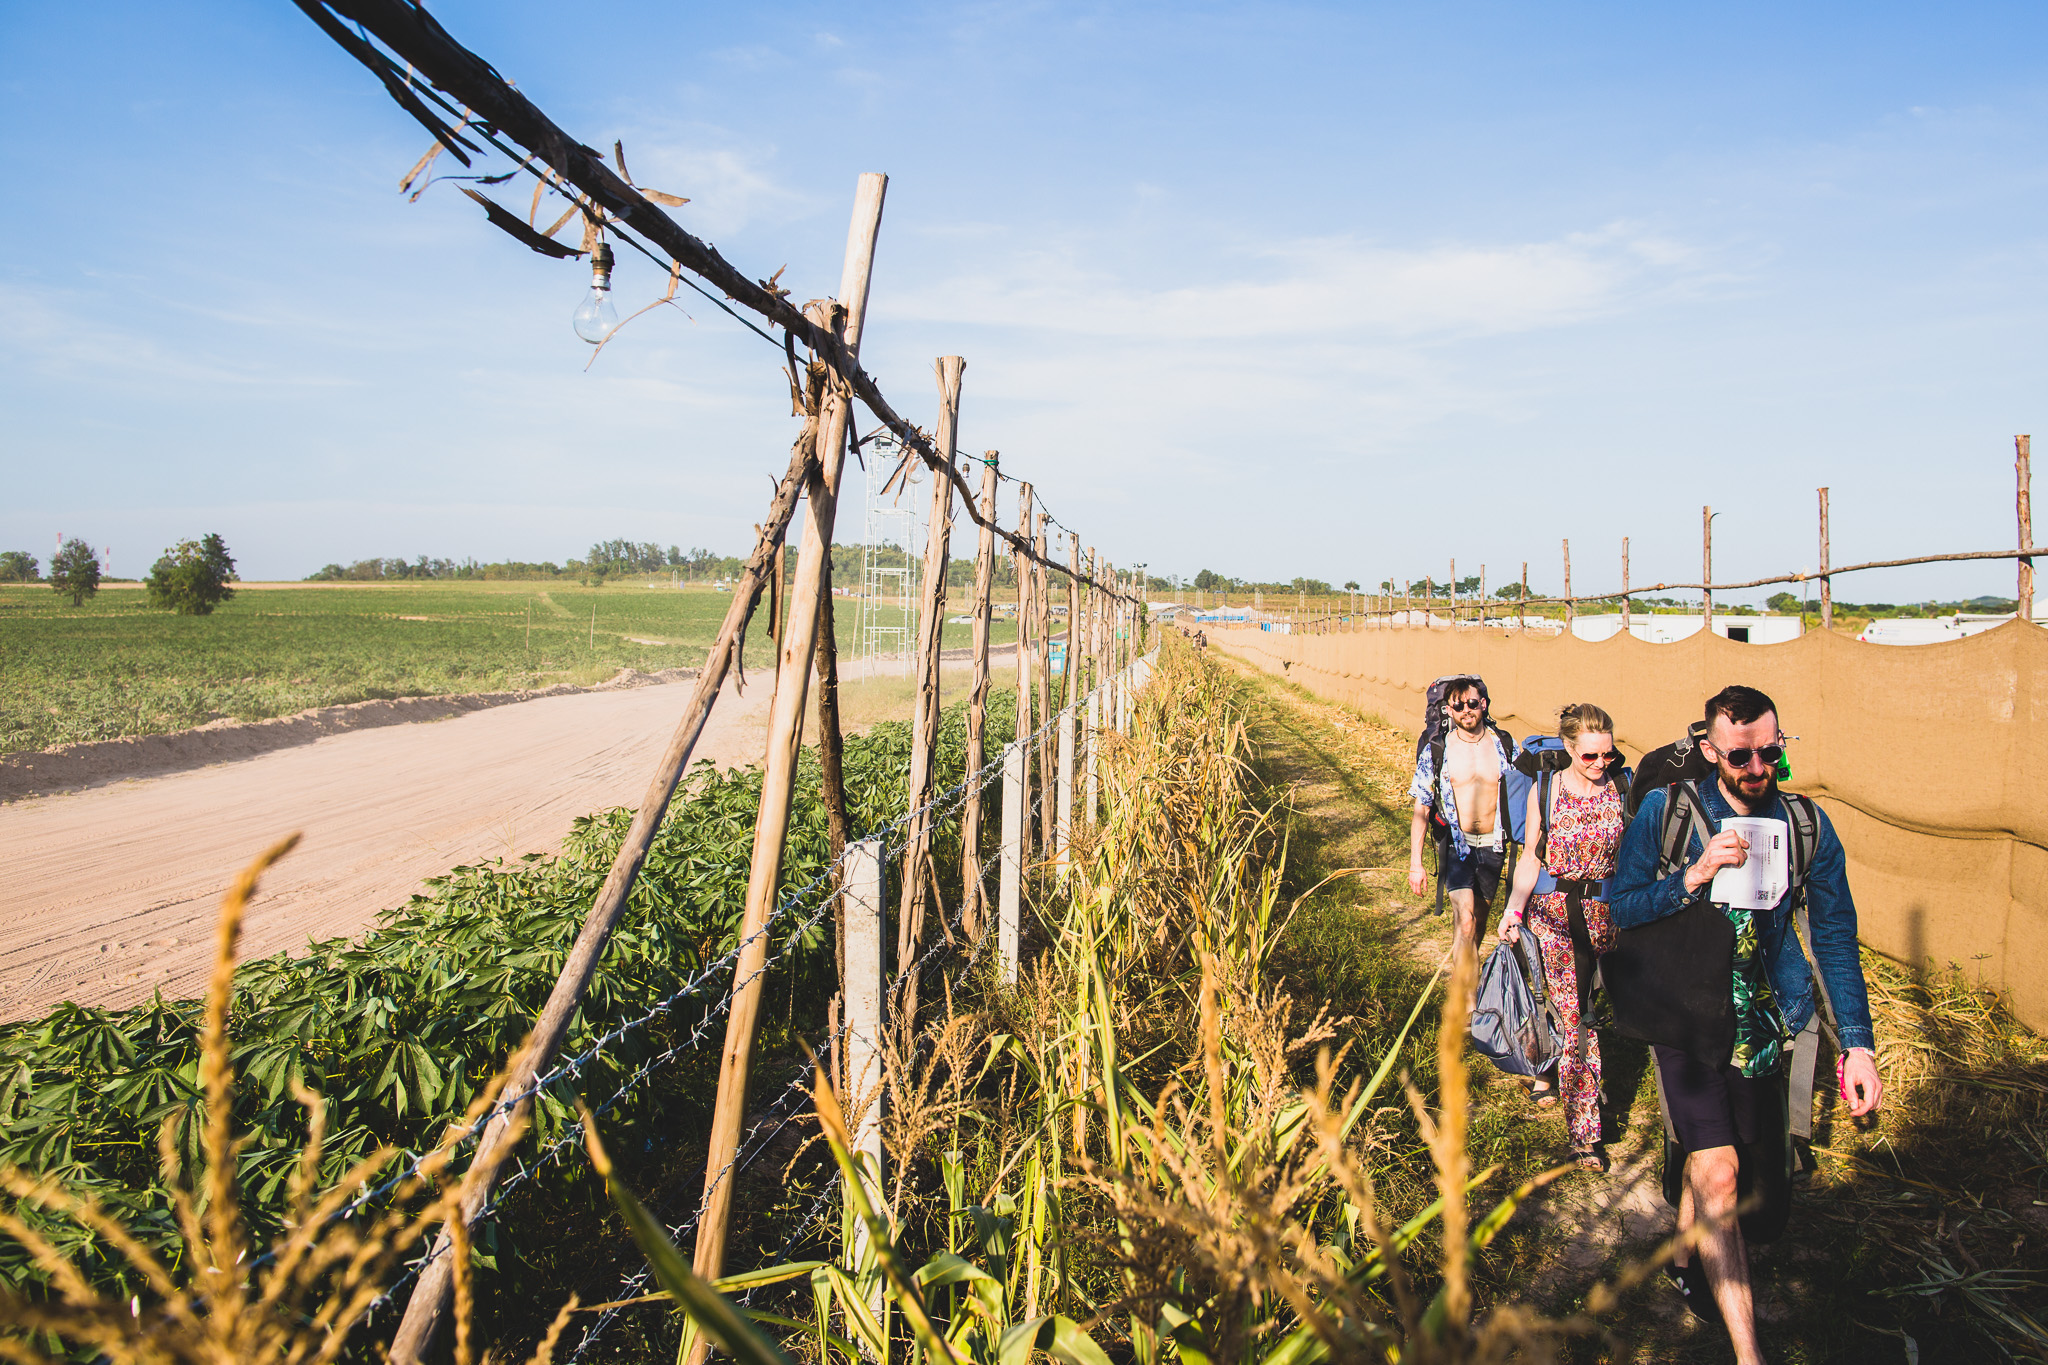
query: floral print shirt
[{"left": 1410, "top": 729, "right": 1513, "bottom": 859}]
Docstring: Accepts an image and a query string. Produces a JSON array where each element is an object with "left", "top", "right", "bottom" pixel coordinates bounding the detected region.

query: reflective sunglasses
[
  {"left": 1447, "top": 698, "right": 1485, "bottom": 712},
  {"left": 1576, "top": 749, "right": 1624, "bottom": 766},
  {"left": 1712, "top": 742, "right": 1785, "bottom": 770}
]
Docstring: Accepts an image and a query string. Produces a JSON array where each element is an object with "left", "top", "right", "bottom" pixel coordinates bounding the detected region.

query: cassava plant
[{"left": 0, "top": 837, "right": 579, "bottom": 1365}]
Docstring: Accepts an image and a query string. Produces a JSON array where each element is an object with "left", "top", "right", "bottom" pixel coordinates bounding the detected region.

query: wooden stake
[
  {"left": 1520, "top": 562, "right": 1528, "bottom": 631},
  {"left": 1073, "top": 532, "right": 1089, "bottom": 712},
  {"left": 1450, "top": 558, "right": 1456, "bottom": 627},
  {"left": 1818, "top": 488, "right": 1832, "bottom": 632},
  {"left": 1012, "top": 486, "right": 1036, "bottom": 755},
  {"left": 688, "top": 172, "right": 887, "bottom": 1314},
  {"left": 2019, "top": 437, "right": 2034, "bottom": 623},
  {"left": 897, "top": 356, "right": 963, "bottom": 970},
  {"left": 1702, "top": 505, "right": 1714, "bottom": 631},
  {"left": 1621, "top": 538, "right": 1631, "bottom": 636},
  {"left": 386, "top": 317, "right": 832, "bottom": 1365},
  {"left": 1562, "top": 540, "right": 1573, "bottom": 630},
  {"left": 960, "top": 457, "right": 998, "bottom": 940},
  {"left": 814, "top": 544, "right": 850, "bottom": 864}
]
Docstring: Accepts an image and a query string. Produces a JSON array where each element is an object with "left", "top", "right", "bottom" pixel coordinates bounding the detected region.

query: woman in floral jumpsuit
[{"left": 1500, "top": 703, "right": 1627, "bottom": 1170}]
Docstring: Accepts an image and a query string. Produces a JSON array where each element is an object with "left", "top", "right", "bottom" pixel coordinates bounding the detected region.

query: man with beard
[
  {"left": 1408, "top": 677, "right": 1513, "bottom": 950},
  {"left": 1611, "top": 685, "right": 1881, "bottom": 1365}
]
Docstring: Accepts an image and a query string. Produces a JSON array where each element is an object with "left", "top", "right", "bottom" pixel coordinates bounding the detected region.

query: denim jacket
[{"left": 1610, "top": 781, "right": 1875, "bottom": 1053}]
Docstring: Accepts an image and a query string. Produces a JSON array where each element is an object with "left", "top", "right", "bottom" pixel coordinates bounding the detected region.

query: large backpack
[
  {"left": 1413, "top": 675, "right": 1517, "bottom": 912},
  {"left": 1512, "top": 734, "right": 1634, "bottom": 866},
  {"left": 1623, "top": 721, "right": 1712, "bottom": 819}
]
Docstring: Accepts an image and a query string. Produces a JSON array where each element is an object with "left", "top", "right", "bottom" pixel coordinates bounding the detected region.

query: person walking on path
[
  {"left": 1498, "top": 703, "right": 1625, "bottom": 1170},
  {"left": 1610, "top": 685, "right": 1882, "bottom": 1365},
  {"left": 1408, "top": 677, "right": 1513, "bottom": 949}
]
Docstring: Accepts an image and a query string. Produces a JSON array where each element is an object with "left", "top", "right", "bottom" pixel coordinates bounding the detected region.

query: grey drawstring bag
[{"left": 1470, "top": 939, "right": 1557, "bottom": 1078}]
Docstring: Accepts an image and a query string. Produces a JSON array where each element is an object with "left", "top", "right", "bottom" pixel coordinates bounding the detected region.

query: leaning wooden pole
[
  {"left": 898, "top": 356, "right": 964, "bottom": 968},
  {"left": 387, "top": 390, "right": 819, "bottom": 1365},
  {"left": 960, "top": 457, "right": 999, "bottom": 939},
  {"left": 1562, "top": 541, "right": 1573, "bottom": 631},
  {"left": 688, "top": 174, "right": 888, "bottom": 1318},
  {"left": 1621, "top": 539, "right": 1631, "bottom": 636},
  {"left": 1702, "top": 505, "right": 1715, "bottom": 630}
]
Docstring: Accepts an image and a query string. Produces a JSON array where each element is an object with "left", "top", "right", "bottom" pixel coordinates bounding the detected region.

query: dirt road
[{"left": 0, "top": 676, "right": 775, "bottom": 1020}]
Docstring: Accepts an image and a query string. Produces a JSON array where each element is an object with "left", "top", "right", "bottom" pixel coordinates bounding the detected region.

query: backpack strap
[
  {"left": 1779, "top": 791, "right": 1841, "bottom": 1046},
  {"left": 1655, "top": 780, "right": 1714, "bottom": 882},
  {"left": 1536, "top": 768, "right": 1554, "bottom": 865}
]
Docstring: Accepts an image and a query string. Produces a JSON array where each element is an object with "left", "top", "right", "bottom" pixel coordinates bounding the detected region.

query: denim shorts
[{"left": 1442, "top": 845, "right": 1505, "bottom": 909}]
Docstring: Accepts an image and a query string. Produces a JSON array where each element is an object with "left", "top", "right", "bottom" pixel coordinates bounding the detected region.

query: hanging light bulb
[{"left": 573, "top": 241, "right": 619, "bottom": 344}]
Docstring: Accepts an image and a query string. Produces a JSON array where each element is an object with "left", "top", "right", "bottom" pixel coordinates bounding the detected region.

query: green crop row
[
  {"left": 0, "top": 689, "right": 1017, "bottom": 1296},
  {"left": 0, "top": 582, "right": 1019, "bottom": 754}
]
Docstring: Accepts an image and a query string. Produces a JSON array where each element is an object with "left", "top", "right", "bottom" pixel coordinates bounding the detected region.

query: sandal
[
  {"left": 1662, "top": 1259, "right": 1716, "bottom": 1324},
  {"left": 1529, "top": 1081, "right": 1558, "bottom": 1108},
  {"left": 1573, "top": 1147, "right": 1609, "bottom": 1173}
]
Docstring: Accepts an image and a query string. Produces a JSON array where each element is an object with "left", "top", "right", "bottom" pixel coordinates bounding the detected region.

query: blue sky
[{"left": 3, "top": 2, "right": 2044, "bottom": 602}]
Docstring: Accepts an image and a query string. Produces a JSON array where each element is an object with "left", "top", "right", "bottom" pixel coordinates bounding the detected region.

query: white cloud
[{"left": 883, "top": 221, "right": 1717, "bottom": 343}]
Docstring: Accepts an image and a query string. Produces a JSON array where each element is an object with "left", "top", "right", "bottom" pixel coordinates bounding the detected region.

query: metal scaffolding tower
[{"left": 856, "top": 434, "right": 924, "bottom": 673}]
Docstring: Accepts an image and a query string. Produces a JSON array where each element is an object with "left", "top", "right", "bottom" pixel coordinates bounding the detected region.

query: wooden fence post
[
  {"left": 960, "top": 458, "right": 998, "bottom": 939},
  {"left": 1819, "top": 488, "right": 1833, "bottom": 632},
  {"left": 1065, "top": 533, "right": 1082, "bottom": 712},
  {"left": 1702, "top": 505, "right": 1714, "bottom": 631},
  {"left": 1562, "top": 540, "right": 1573, "bottom": 632},
  {"left": 998, "top": 740, "right": 1025, "bottom": 984},
  {"left": 897, "top": 356, "right": 963, "bottom": 969},
  {"left": 1011, "top": 485, "right": 1036, "bottom": 832},
  {"left": 1519, "top": 562, "right": 1527, "bottom": 631},
  {"left": 688, "top": 172, "right": 888, "bottom": 1308},
  {"left": 1480, "top": 565, "right": 1486, "bottom": 626},
  {"left": 2019, "top": 437, "right": 2034, "bottom": 623},
  {"left": 1450, "top": 558, "right": 1457, "bottom": 627},
  {"left": 382, "top": 178, "right": 883, "bottom": 1365},
  {"left": 1621, "top": 538, "right": 1631, "bottom": 636},
  {"left": 841, "top": 839, "right": 886, "bottom": 1221}
]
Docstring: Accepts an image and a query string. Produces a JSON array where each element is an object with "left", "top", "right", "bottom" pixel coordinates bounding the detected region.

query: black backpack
[{"left": 1623, "top": 721, "right": 1713, "bottom": 819}]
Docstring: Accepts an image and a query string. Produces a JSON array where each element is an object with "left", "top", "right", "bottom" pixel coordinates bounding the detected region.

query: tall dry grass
[
  {"left": 0, "top": 835, "right": 577, "bottom": 1365},
  {"left": 602, "top": 634, "right": 1698, "bottom": 1365}
]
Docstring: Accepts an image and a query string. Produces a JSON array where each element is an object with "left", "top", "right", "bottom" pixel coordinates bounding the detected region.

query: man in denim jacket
[{"left": 1611, "top": 685, "right": 1881, "bottom": 1365}]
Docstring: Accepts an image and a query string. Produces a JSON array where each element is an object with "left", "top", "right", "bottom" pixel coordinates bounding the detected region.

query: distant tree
[
  {"left": 1494, "top": 584, "right": 1526, "bottom": 599},
  {"left": 1343, "top": 580, "right": 1360, "bottom": 592},
  {"left": 0, "top": 550, "right": 38, "bottom": 583},
  {"left": 145, "top": 533, "right": 238, "bottom": 615},
  {"left": 49, "top": 538, "right": 102, "bottom": 606},
  {"left": 1193, "top": 569, "right": 1224, "bottom": 591}
]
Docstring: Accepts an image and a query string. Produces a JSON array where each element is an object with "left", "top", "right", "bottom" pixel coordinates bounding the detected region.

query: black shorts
[
  {"left": 1653, "top": 1044, "right": 1767, "bottom": 1152},
  {"left": 1442, "top": 845, "right": 1505, "bottom": 910}
]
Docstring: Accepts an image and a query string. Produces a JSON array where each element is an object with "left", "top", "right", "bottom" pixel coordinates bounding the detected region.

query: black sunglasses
[
  {"left": 1447, "top": 698, "right": 1485, "bottom": 712},
  {"left": 1712, "top": 743, "right": 1785, "bottom": 770}
]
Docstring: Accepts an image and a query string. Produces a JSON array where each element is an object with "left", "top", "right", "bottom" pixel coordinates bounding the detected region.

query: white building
[{"left": 1565, "top": 614, "right": 1804, "bottom": 645}]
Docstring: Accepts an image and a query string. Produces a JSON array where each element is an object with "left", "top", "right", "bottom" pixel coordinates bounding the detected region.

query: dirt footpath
[{"left": 0, "top": 675, "right": 775, "bottom": 1020}]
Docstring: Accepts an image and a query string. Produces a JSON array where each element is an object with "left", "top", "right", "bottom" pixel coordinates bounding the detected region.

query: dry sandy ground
[
  {"left": 0, "top": 675, "right": 778, "bottom": 1020},
  {"left": 0, "top": 652, "right": 1018, "bottom": 1022}
]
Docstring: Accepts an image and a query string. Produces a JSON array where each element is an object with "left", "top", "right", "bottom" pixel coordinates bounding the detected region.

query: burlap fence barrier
[{"left": 1212, "top": 621, "right": 2048, "bottom": 1032}]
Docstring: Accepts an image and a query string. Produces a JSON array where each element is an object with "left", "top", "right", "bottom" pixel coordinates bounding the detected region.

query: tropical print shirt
[{"left": 1409, "top": 729, "right": 1513, "bottom": 860}]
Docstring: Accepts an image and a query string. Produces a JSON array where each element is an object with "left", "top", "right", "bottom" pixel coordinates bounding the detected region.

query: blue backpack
[{"left": 1511, "top": 734, "right": 1634, "bottom": 889}]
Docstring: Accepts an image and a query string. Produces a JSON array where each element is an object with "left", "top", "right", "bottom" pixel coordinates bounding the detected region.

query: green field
[{"left": 0, "top": 579, "right": 1020, "bottom": 754}]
